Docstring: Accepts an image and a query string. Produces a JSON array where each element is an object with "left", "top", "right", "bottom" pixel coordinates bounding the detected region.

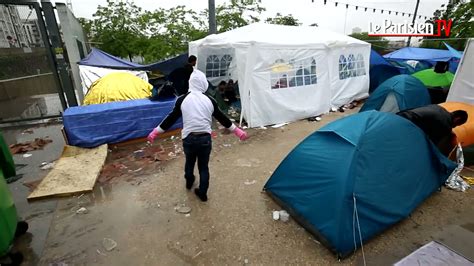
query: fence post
[{"left": 41, "top": 0, "right": 78, "bottom": 107}]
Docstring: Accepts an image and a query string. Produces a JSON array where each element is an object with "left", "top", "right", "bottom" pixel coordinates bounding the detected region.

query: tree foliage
[
  {"left": 349, "top": 32, "right": 389, "bottom": 53},
  {"left": 421, "top": 1, "right": 473, "bottom": 50},
  {"left": 80, "top": 1, "right": 314, "bottom": 62},
  {"left": 265, "top": 13, "right": 301, "bottom": 26}
]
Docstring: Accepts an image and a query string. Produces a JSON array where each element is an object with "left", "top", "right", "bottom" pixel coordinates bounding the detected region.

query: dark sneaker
[
  {"left": 194, "top": 188, "right": 208, "bottom": 202},
  {"left": 186, "top": 176, "right": 195, "bottom": 190}
]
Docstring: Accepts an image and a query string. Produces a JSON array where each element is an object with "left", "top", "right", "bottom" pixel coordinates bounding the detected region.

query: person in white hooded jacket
[{"left": 147, "top": 69, "right": 248, "bottom": 201}]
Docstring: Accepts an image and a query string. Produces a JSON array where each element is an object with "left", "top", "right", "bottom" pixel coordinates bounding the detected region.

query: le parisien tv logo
[{"left": 368, "top": 19, "right": 453, "bottom": 37}]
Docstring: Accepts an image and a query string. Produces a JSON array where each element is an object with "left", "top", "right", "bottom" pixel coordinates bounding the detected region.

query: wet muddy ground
[{"left": 4, "top": 108, "right": 474, "bottom": 265}]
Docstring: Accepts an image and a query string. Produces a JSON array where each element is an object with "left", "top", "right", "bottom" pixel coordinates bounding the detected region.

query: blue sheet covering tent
[
  {"left": 369, "top": 49, "right": 401, "bottom": 93},
  {"left": 264, "top": 111, "right": 456, "bottom": 258},
  {"left": 78, "top": 48, "right": 144, "bottom": 69},
  {"left": 384, "top": 47, "right": 461, "bottom": 73},
  {"left": 145, "top": 53, "right": 188, "bottom": 76},
  {"left": 361, "top": 75, "right": 430, "bottom": 113},
  {"left": 63, "top": 98, "right": 182, "bottom": 148},
  {"left": 79, "top": 48, "right": 188, "bottom": 74}
]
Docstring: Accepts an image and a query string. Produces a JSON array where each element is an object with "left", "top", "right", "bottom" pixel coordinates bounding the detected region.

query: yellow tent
[{"left": 83, "top": 72, "right": 152, "bottom": 105}]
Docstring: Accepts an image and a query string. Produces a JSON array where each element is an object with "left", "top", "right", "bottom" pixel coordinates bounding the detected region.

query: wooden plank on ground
[{"left": 27, "top": 144, "right": 108, "bottom": 201}]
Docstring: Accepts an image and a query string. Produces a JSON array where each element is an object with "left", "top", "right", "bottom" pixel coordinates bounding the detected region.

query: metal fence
[{"left": 0, "top": 1, "right": 79, "bottom": 124}]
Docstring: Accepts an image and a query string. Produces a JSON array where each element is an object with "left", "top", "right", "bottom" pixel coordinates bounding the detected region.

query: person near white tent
[{"left": 147, "top": 69, "right": 248, "bottom": 202}]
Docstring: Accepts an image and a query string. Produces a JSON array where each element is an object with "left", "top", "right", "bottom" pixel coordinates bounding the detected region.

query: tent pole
[
  {"left": 406, "top": 0, "right": 420, "bottom": 47},
  {"left": 208, "top": 0, "right": 217, "bottom": 34}
]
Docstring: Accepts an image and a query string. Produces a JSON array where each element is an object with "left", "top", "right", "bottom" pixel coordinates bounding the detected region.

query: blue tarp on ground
[
  {"left": 63, "top": 98, "right": 182, "bottom": 148},
  {"left": 264, "top": 111, "right": 456, "bottom": 258},
  {"left": 362, "top": 75, "right": 430, "bottom": 112},
  {"left": 79, "top": 48, "right": 188, "bottom": 74}
]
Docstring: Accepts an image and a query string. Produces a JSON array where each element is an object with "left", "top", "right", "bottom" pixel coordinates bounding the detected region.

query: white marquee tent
[
  {"left": 447, "top": 38, "right": 474, "bottom": 104},
  {"left": 189, "top": 23, "right": 370, "bottom": 127}
]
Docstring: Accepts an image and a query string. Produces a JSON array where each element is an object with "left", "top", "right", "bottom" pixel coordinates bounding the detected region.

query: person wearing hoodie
[{"left": 147, "top": 69, "right": 248, "bottom": 202}]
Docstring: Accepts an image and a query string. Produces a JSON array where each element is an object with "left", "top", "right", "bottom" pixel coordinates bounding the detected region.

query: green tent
[
  {"left": 0, "top": 132, "right": 15, "bottom": 179},
  {"left": 412, "top": 69, "right": 454, "bottom": 87}
]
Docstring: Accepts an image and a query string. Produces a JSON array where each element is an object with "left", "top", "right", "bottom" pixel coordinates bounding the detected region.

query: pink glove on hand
[
  {"left": 147, "top": 128, "right": 160, "bottom": 143},
  {"left": 233, "top": 127, "right": 249, "bottom": 141}
]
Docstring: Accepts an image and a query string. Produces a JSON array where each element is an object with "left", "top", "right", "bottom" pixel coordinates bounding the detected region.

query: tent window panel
[
  {"left": 339, "top": 53, "right": 366, "bottom": 80},
  {"left": 205, "top": 54, "right": 233, "bottom": 78},
  {"left": 270, "top": 57, "right": 318, "bottom": 89}
]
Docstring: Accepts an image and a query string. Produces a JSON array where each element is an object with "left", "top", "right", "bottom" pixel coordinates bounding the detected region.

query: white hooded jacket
[{"left": 156, "top": 69, "right": 235, "bottom": 138}]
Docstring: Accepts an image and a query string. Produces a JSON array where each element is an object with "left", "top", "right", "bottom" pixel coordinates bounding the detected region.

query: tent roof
[
  {"left": 384, "top": 47, "right": 461, "bottom": 62},
  {"left": 145, "top": 53, "right": 188, "bottom": 76},
  {"left": 78, "top": 48, "right": 143, "bottom": 69},
  {"left": 370, "top": 49, "right": 391, "bottom": 66},
  {"left": 191, "top": 23, "right": 369, "bottom": 48}
]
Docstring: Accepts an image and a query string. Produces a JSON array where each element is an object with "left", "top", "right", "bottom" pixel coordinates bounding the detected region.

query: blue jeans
[{"left": 182, "top": 134, "right": 212, "bottom": 194}]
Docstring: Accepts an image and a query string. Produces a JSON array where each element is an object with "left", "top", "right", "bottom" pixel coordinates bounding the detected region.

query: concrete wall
[{"left": 0, "top": 73, "right": 56, "bottom": 101}]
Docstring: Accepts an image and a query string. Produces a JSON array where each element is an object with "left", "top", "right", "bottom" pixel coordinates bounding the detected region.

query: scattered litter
[
  {"left": 102, "top": 238, "right": 117, "bottom": 251},
  {"left": 192, "top": 251, "right": 202, "bottom": 259},
  {"left": 185, "top": 214, "right": 191, "bottom": 217},
  {"left": 338, "top": 107, "right": 345, "bottom": 112},
  {"left": 244, "top": 258, "right": 249, "bottom": 264},
  {"left": 462, "top": 176, "right": 474, "bottom": 185},
  {"left": 22, "top": 129, "right": 34, "bottom": 134},
  {"left": 242, "top": 126, "right": 248, "bottom": 129},
  {"left": 171, "top": 136, "right": 175, "bottom": 140},
  {"left": 307, "top": 116, "right": 322, "bottom": 122},
  {"left": 128, "top": 167, "right": 143, "bottom": 173},
  {"left": 223, "top": 144, "right": 232, "bottom": 147},
  {"left": 97, "top": 249, "right": 106, "bottom": 256},
  {"left": 133, "top": 149, "right": 144, "bottom": 158},
  {"left": 258, "top": 126, "right": 267, "bottom": 130},
  {"left": 76, "top": 207, "right": 89, "bottom": 215},
  {"left": 23, "top": 153, "right": 32, "bottom": 158},
  {"left": 313, "top": 239, "right": 321, "bottom": 245},
  {"left": 6, "top": 174, "right": 23, "bottom": 184},
  {"left": 279, "top": 210, "right": 290, "bottom": 222},
  {"left": 330, "top": 107, "right": 338, "bottom": 112},
  {"left": 446, "top": 144, "right": 470, "bottom": 192},
  {"left": 244, "top": 180, "right": 256, "bottom": 185},
  {"left": 272, "top": 211, "right": 280, "bottom": 220},
  {"left": 40, "top": 162, "right": 55, "bottom": 170},
  {"left": 176, "top": 206, "right": 192, "bottom": 214},
  {"left": 10, "top": 138, "right": 53, "bottom": 154},
  {"left": 271, "top": 123, "right": 288, "bottom": 128}
]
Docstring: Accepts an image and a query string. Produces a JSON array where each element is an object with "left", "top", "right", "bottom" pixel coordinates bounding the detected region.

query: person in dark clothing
[
  {"left": 397, "top": 104, "right": 468, "bottom": 155},
  {"left": 147, "top": 69, "right": 248, "bottom": 202},
  {"left": 168, "top": 55, "right": 197, "bottom": 96},
  {"left": 224, "top": 79, "right": 238, "bottom": 104}
]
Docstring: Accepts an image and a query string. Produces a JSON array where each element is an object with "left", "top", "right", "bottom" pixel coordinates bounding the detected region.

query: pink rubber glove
[
  {"left": 147, "top": 128, "right": 160, "bottom": 143},
  {"left": 233, "top": 127, "right": 249, "bottom": 141}
]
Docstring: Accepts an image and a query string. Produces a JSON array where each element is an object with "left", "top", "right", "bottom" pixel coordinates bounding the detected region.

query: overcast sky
[{"left": 69, "top": 0, "right": 447, "bottom": 35}]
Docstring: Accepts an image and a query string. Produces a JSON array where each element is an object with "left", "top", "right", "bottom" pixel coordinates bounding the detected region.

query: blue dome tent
[
  {"left": 361, "top": 75, "right": 430, "bottom": 113},
  {"left": 264, "top": 111, "right": 456, "bottom": 258}
]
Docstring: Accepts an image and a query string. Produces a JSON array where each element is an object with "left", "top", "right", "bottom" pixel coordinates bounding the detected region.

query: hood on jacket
[{"left": 189, "top": 69, "right": 209, "bottom": 93}]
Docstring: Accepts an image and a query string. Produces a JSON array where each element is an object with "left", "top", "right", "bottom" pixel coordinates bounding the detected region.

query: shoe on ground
[{"left": 194, "top": 188, "right": 208, "bottom": 202}]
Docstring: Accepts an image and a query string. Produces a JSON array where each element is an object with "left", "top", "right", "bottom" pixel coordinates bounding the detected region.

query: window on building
[
  {"left": 271, "top": 57, "right": 317, "bottom": 89},
  {"left": 205, "top": 54, "right": 232, "bottom": 78},
  {"left": 339, "top": 53, "right": 366, "bottom": 80}
]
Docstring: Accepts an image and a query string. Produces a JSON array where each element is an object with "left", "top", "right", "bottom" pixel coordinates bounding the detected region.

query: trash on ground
[
  {"left": 185, "top": 214, "right": 191, "bottom": 217},
  {"left": 272, "top": 211, "right": 280, "bottom": 220},
  {"left": 445, "top": 144, "right": 470, "bottom": 192},
  {"left": 307, "top": 116, "right": 322, "bottom": 122},
  {"left": 6, "top": 174, "right": 23, "bottom": 184},
  {"left": 10, "top": 138, "right": 53, "bottom": 154},
  {"left": 176, "top": 205, "right": 192, "bottom": 214},
  {"left": 128, "top": 167, "right": 143, "bottom": 173},
  {"left": 330, "top": 107, "right": 338, "bottom": 112},
  {"left": 40, "top": 162, "right": 55, "bottom": 170},
  {"left": 462, "top": 176, "right": 474, "bottom": 185},
  {"left": 22, "top": 129, "right": 34, "bottom": 134},
  {"left": 271, "top": 123, "right": 288, "bottom": 128},
  {"left": 102, "top": 238, "right": 117, "bottom": 251},
  {"left": 244, "top": 258, "right": 249, "bottom": 264},
  {"left": 279, "top": 210, "right": 290, "bottom": 222},
  {"left": 244, "top": 180, "right": 256, "bottom": 185},
  {"left": 242, "top": 126, "right": 248, "bottom": 129},
  {"left": 76, "top": 207, "right": 89, "bottom": 215},
  {"left": 22, "top": 153, "right": 32, "bottom": 158},
  {"left": 192, "top": 251, "right": 202, "bottom": 259},
  {"left": 223, "top": 144, "right": 232, "bottom": 147},
  {"left": 258, "top": 126, "right": 267, "bottom": 130}
]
